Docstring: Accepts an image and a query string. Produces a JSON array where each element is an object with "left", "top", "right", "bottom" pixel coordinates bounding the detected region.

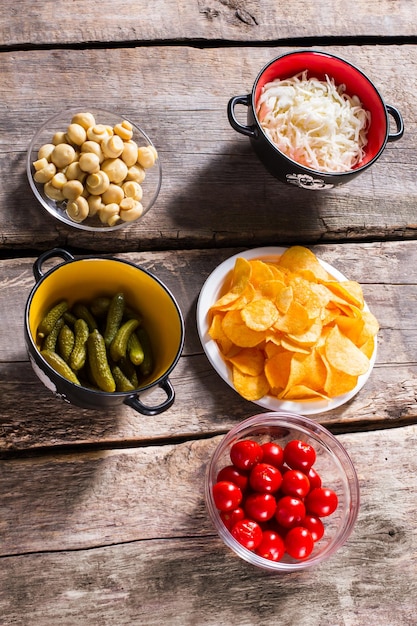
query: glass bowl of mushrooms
[{"left": 27, "top": 107, "right": 162, "bottom": 231}]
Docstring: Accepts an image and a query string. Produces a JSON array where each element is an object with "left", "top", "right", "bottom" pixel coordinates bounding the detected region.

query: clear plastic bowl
[
  {"left": 205, "top": 411, "right": 360, "bottom": 572},
  {"left": 26, "top": 107, "right": 162, "bottom": 231}
]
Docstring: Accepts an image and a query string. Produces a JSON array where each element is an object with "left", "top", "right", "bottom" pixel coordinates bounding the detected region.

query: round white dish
[{"left": 196, "top": 247, "right": 377, "bottom": 415}]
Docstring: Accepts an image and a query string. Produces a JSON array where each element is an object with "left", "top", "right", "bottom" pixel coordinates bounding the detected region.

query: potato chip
[
  {"left": 324, "top": 280, "right": 364, "bottom": 308},
  {"left": 259, "top": 279, "right": 287, "bottom": 300},
  {"left": 281, "top": 385, "right": 327, "bottom": 400},
  {"left": 222, "top": 309, "right": 266, "bottom": 347},
  {"left": 228, "top": 347, "right": 265, "bottom": 376},
  {"left": 232, "top": 366, "right": 270, "bottom": 401},
  {"left": 230, "top": 256, "right": 252, "bottom": 292},
  {"left": 334, "top": 315, "right": 364, "bottom": 345},
  {"left": 358, "top": 311, "right": 380, "bottom": 344},
  {"left": 248, "top": 259, "right": 275, "bottom": 287},
  {"left": 322, "top": 353, "right": 358, "bottom": 396},
  {"left": 275, "top": 285, "right": 294, "bottom": 314},
  {"left": 280, "top": 337, "right": 310, "bottom": 354},
  {"left": 325, "top": 325, "right": 370, "bottom": 376},
  {"left": 288, "top": 275, "right": 323, "bottom": 319},
  {"left": 264, "top": 350, "right": 293, "bottom": 392},
  {"left": 208, "top": 312, "right": 234, "bottom": 355},
  {"left": 287, "top": 317, "right": 323, "bottom": 347},
  {"left": 278, "top": 245, "right": 330, "bottom": 281},
  {"left": 360, "top": 336, "right": 376, "bottom": 359},
  {"left": 241, "top": 297, "right": 279, "bottom": 331},
  {"left": 264, "top": 340, "right": 283, "bottom": 358},
  {"left": 274, "top": 300, "right": 312, "bottom": 335},
  {"left": 211, "top": 283, "right": 256, "bottom": 313},
  {"left": 280, "top": 350, "right": 327, "bottom": 398}
]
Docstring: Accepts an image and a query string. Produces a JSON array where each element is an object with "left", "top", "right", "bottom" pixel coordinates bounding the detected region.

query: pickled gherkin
[{"left": 37, "top": 292, "right": 154, "bottom": 393}]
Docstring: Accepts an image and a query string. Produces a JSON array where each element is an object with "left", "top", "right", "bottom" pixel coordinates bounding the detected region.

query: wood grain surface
[
  {"left": 1, "top": 44, "right": 416, "bottom": 253},
  {"left": 1, "top": 1, "right": 417, "bottom": 623},
  {"left": 1, "top": 240, "right": 416, "bottom": 453},
  {"left": 1, "top": 426, "right": 416, "bottom": 625},
  {"left": 1, "top": 0, "right": 415, "bottom": 45}
]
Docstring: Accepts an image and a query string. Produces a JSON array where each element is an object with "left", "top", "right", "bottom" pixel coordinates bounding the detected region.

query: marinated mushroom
[
  {"left": 86, "top": 170, "right": 110, "bottom": 195},
  {"left": 99, "top": 202, "right": 120, "bottom": 226},
  {"left": 66, "top": 196, "right": 89, "bottom": 222},
  {"left": 62, "top": 180, "right": 84, "bottom": 201}
]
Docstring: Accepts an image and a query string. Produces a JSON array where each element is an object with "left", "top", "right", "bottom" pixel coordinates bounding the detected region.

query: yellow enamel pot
[{"left": 25, "top": 248, "right": 185, "bottom": 415}]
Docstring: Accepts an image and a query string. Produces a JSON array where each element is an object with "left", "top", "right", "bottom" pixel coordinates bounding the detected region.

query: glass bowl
[
  {"left": 26, "top": 107, "right": 162, "bottom": 231},
  {"left": 205, "top": 412, "right": 360, "bottom": 572}
]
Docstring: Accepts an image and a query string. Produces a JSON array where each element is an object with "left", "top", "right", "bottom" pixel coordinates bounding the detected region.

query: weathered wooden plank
[
  {"left": 1, "top": 357, "right": 416, "bottom": 451},
  {"left": 0, "top": 0, "right": 415, "bottom": 46},
  {"left": 1, "top": 426, "right": 416, "bottom": 625},
  {"left": 0, "top": 45, "right": 416, "bottom": 252},
  {"left": 1, "top": 241, "right": 416, "bottom": 450}
]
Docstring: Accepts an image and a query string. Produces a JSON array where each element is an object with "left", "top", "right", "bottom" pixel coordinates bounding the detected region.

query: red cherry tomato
[
  {"left": 305, "top": 487, "right": 338, "bottom": 517},
  {"left": 275, "top": 496, "right": 306, "bottom": 529},
  {"left": 261, "top": 442, "right": 284, "bottom": 469},
  {"left": 285, "top": 526, "right": 314, "bottom": 559},
  {"left": 255, "top": 529, "right": 285, "bottom": 562},
  {"left": 284, "top": 439, "right": 316, "bottom": 471},
  {"left": 231, "top": 519, "right": 263, "bottom": 551},
  {"left": 212, "top": 481, "right": 242, "bottom": 512},
  {"left": 220, "top": 507, "right": 245, "bottom": 531},
  {"left": 281, "top": 469, "right": 310, "bottom": 498},
  {"left": 230, "top": 440, "right": 263, "bottom": 471},
  {"left": 249, "top": 463, "right": 282, "bottom": 493},
  {"left": 300, "top": 515, "right": 325, "bottom": 542},
  {"left": 244, "top": 492, "right": 277, "bottom": 522},
  {"left": 217, "top": 465, "right": 249, "bottom": 491},
  {"left": 307, "top": 466, "right": 322, "bottom": 491}
]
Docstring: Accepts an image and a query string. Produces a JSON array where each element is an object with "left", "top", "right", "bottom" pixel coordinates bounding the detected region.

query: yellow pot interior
[{"left": 29, "top": 258, "right": 183, "bottom": 384}]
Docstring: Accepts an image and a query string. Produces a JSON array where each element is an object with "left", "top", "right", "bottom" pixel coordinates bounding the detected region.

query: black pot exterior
[{"left": 227, "top": 50, "right": 404, "bottom": 190}]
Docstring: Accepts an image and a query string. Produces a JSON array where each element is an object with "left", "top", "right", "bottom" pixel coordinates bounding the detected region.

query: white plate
[{"left": 196, "top": 247, "right": 377, "bottom": 415}]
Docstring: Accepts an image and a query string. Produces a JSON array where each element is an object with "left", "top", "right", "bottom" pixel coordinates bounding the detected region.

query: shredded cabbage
[{"left": 256, "top": 71, "right": 371, "bottom": 173}]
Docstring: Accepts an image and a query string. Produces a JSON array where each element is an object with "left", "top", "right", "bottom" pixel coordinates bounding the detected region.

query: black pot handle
[
  {"left": 227, "top": 94, "right": 259, "bottom": 139},
  {"left": 33, "top": 248, "right": 75, "bottom": 282},
  {"left": 124, "top": 377, "right": 175, "bottom": 416},
  {"left": 386, "top": 105, "right": 404, "bottom": 142}
]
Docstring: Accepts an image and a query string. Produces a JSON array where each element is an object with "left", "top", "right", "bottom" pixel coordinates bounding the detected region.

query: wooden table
[{"left": 1, "top": 2, "right": 416, "bottom": 624}]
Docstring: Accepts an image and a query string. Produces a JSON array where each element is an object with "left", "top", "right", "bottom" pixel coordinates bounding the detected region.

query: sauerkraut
[{"left": 256, "top": 71, "right": 371, "bottom": 173}]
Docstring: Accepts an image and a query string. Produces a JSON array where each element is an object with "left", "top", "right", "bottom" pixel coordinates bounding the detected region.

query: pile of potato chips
[{"left": 208, "top": 246, "right": 379, "bottom": 403}]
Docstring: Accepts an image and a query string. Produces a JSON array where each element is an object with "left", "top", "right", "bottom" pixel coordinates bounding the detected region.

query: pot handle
[
  {"left": 227, "top": 94, "right": 259, "bottom": 139},
  {"left": 33, "top": 248, "right": 74, "bottom": 282},
  {"left": 386, "top": 105, "right": 404, "bottom": 142},
  {"left": 124, "top": 377, "right": 175, "bottom": 416}
]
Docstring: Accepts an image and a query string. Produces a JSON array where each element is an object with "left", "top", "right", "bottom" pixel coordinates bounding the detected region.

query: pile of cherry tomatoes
[{"left": 212, "top": 438, "right": 338, "bottom": 561}]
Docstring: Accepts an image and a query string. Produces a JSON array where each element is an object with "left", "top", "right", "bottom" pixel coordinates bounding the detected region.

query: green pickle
[
  {"left": 111, "top": 365, "right": 135, "bottom": 392},
  {"left": 104, "top": 292, "right": 125, "bottom": 348},
  {"left": 110, "top": 318, "right": 140, "bottom": 362},
  {"left": 69, "top": 318, "right": 90, "bottom": 371},
  {"left": 72, "top": 303, "right": 98, "bottom": 331},
  {"left": 41, "top": 349, "right": 80, "bottom": 385},
  {"left": 58, "top": 324, "right": 75, "bottom": 362},
  {"left": 38, "top": 300, "right": 68, "bottom": 337},
  {"left": 136, "top": 327, "right": 154, "bottom": 377},
  {"left": 63, "top": 311, "right": 77, "bottom": 326},
  {"left": 88, "top": 329, "right": 116, "bottom": 392},
  {"left": 38, "top": 291, "right": 153, "bottom": 393},
  {"left": 43, "top": 316, "right": 65, "bottom": 352},
  {"left": 119, "top": 357, "right": 139, "bottom": 388},
  {"left": 127, "top": 331, "right": 145, "bottom": 366}
]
